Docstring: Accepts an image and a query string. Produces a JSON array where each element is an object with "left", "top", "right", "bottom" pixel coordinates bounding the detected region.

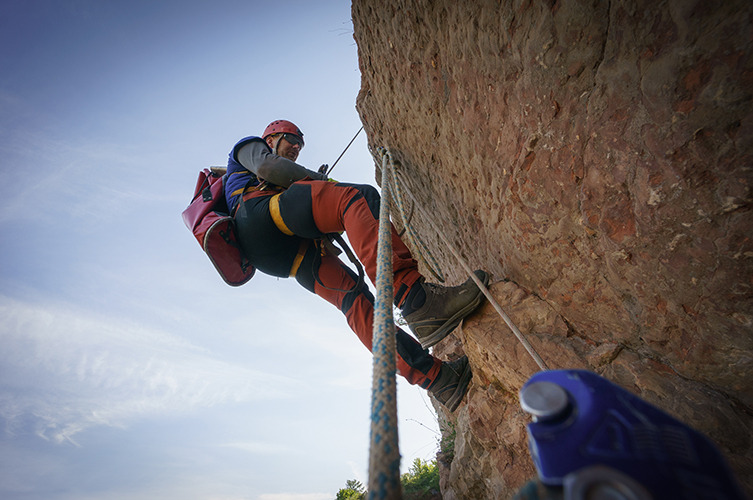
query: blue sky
[{"left": 0, "top": 1, "right": 441, "bottom": 499}]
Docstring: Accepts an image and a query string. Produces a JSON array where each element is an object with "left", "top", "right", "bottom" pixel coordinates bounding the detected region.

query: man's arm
[{"left": 236, "top": 141, "right": 327, "bottom": 188}]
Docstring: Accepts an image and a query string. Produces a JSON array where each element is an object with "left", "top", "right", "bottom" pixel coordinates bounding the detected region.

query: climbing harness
[
  {"left": 314, "top": 233, "right": 366, "bottom": 294},
  {"left": 368, "top": 149, "right": 403, "bottom": 499},
  {"left": 377, "top": 148, "right": 549, "bottom": 371}
]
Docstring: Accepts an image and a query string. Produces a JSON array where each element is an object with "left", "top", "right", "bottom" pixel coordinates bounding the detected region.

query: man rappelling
[{"left": 224, "top": 119, "right": 489, "bottom": 411}]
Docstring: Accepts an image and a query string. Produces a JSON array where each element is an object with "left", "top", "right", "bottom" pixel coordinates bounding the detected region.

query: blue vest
[{"left": 225, "top": 136, "right": 268, "bottom": 213}]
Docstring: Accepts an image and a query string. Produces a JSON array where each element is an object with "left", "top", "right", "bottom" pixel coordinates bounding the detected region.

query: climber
[{"left": 225, "top": 119, "right": 490, "bottom": 411}]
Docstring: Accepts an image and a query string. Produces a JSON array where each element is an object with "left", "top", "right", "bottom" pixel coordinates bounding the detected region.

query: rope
[
  {"left": 326, "top": 126, "right": 363, "bottom": 177},
  {"left": 367, "top": 149, "right": 403, "bottom": 499},
  {"left": 379, "top": 148, "right": 549, "bottom": 372},
  {"left": 387, "top": 161, "right": 445, "bottom": 283},
  {"left": 375, "top": 149, "right": 445, "bottom": 283}
]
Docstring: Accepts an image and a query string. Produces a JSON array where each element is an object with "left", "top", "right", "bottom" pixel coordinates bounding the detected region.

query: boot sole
[
  {"left": 417, "top": 270, "right": 490, "bottom": 349},
  {"left": 444, "top": 360, "right": 473, "bottom": 412}
]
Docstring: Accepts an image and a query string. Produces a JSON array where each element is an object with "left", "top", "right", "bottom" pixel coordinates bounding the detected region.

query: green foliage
[
  {"left": 401, "top": 458, "right": 440, "bottom": 500},
  {"left": 335, "top": 459, "right": 440, "bottom": 500},
  {"left": 439, "top": 419, "right": 456, "bottom": 462},
  {"left": 335, "top": 479, "right": 366, "bottom": 500}
]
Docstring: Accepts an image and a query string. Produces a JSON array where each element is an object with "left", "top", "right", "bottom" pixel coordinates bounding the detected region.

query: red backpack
[{"left": 182, "top": 167, "right": 255, "bottom": 286}]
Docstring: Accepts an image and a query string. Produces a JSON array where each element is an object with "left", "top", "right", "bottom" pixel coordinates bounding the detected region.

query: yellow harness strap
[
  {"left": 269, "top": 193, "right": 294, "bottom": 236},
  {"left": 232, "top": 182, "right": 269, "bottom": 198},
  {"left": 289, "top": 240, "right": 308, "bottom": 278},
  {"left": 267, "top": 192, "right": 306, "bottom": 277}
]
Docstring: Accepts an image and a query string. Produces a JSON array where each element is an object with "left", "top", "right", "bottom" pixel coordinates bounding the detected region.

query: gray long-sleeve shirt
[{"left": 236, "top": 141, "right": 327, "bottom": 188}]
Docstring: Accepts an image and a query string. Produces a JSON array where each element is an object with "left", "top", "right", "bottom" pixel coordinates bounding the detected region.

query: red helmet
[{"left": 262, "top": 120, "right": 304, "bottom": 145}]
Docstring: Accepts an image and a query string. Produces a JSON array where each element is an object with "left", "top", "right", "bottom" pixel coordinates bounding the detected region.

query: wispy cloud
[
  {"left": 219, "top": 441, "right": 303, "bottom": 456},
  {"left": 0, "top": 295, "right": 295, "bottom": 445},
  {"left": 0, "top": 115, "right": 162, "bottom": 229}
]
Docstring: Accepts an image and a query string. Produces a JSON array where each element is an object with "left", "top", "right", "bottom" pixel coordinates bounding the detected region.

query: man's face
[{"left": 276, "top": 133, "right": 303, "bottom": 161}]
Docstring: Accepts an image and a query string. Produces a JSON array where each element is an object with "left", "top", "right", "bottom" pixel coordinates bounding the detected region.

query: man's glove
[{"left": 318, "top": 164, "right": 329, "bottom": 174}]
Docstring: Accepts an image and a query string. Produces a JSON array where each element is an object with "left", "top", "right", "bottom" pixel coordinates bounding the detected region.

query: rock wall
[{"left": 352, "top": 0, "right": 752, "bottom": 498}]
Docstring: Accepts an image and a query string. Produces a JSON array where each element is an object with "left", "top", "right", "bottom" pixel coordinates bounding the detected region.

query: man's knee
[{"left": 341, "top": 183, "right": 380, "bottom": 219}]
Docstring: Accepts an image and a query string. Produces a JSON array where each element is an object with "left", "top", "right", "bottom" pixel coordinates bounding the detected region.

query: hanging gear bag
[{"left": 182, "top": 167, "right": 255, "bottom": 286}]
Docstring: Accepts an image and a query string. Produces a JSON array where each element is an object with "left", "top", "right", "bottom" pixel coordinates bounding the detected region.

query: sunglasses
[{"left": 282, "top": 133, "right": 304, "bottom": 147}]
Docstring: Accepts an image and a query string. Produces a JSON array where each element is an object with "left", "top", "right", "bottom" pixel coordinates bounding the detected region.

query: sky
[{"left": 0, "top": 1, "right": 442, "bottom": 499}]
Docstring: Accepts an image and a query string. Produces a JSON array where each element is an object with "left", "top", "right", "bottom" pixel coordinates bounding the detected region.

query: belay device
[
  {"left": 182, "top": 167, "right": 254, "bottom": 286},
  {"left": 516, "top": 370, "right": 746, "bottom": 500}
]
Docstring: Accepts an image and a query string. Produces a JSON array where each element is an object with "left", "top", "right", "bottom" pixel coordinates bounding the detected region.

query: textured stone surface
[{"left": 352, "top": 0, "right": 752, "bottom": 497}]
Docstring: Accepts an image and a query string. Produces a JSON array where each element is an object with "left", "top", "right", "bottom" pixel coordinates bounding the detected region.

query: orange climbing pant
[{"left": 234, "top": 179, "right": 442, "bottom": 387}]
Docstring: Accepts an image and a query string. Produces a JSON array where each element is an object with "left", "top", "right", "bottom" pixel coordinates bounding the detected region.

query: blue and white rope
[{"left": 367, "top": 149, "right": 402, "bottom": 499}]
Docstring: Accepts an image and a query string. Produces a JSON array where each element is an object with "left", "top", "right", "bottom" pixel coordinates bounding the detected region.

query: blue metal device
[{"left": 518, "top": 370, "right": 746, "bottom": 500}]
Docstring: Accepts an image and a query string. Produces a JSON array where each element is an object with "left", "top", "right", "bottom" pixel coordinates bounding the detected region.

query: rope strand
[
  {"left": 326, "top": 126, "right": 363, "bottom": 177},
  {"left": 378, "top": 148, "right": 549, "bottom": 372},
  {"left": 366, "top": 146, "right": 548, "bottom": 499},
  {"left": 367, "top": 149, "right": 403, "bottom": 499},
  {"left": 385, "top": 160, "right": 445, "bottom": 283}
]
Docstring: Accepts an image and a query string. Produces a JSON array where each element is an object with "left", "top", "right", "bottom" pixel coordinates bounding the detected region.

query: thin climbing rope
[
  {"left": 366, "top": 147, "right": 549, "bottom": 497},
  {"left": 326, "top": 126, "right": 363, "bottom": 177},
  {"left": 380, "top": 148, "right": 549, "bottom": 372},
  {"left": 380, "top": 151, "right": 445, "bottom": 284},
  {"left": 367, "top": 150, "right": 403, "bottom": 499}
]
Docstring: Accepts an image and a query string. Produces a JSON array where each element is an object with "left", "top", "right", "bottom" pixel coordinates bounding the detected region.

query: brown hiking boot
[
  {"left": 402, "top": 270, "right": 489, "bottom": 349},
  {"left": 429, "top": 356, "right": 473, "bottom": 412}
]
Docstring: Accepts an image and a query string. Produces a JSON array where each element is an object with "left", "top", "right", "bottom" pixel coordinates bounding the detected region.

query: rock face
[{"left": 352, "top": 0, "right": 752, "bottom": 498}]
